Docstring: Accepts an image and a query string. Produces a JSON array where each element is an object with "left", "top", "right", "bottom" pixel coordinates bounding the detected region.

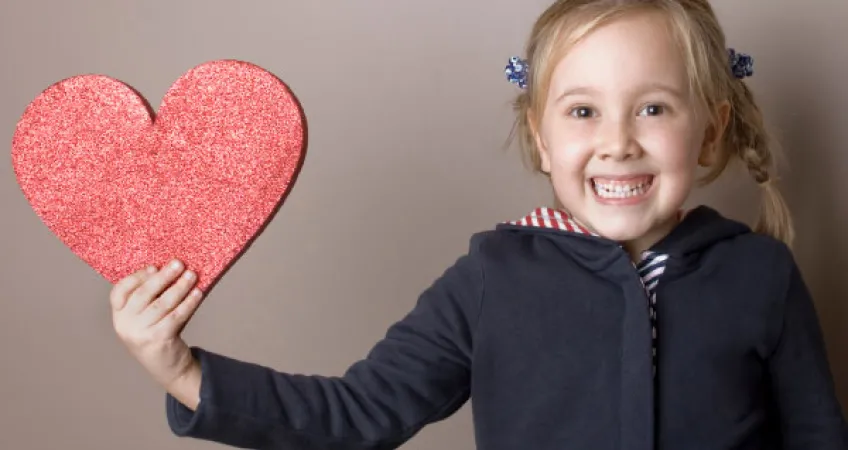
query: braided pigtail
[{"left": 722, "top": 78, "right": 795, "bottom": 246}]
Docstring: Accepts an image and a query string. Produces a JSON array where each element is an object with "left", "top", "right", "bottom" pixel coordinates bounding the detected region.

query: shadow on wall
[{"left": 767, "top": 51, "right": 848, "bottom": 413}]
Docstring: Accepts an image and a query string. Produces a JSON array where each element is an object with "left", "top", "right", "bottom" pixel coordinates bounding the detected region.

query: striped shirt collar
[{"left": 506, "top": 207, "right": 596, "bottom": 236}]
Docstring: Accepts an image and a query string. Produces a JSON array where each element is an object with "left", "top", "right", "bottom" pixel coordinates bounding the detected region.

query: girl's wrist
[{"left": 166, "top": 356, "right": 202, "bottom": 411}]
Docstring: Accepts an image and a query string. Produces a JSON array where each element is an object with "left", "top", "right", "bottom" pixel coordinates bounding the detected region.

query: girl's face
[{"left": 534, "top": 11, "right": 726, "bottom": 256}]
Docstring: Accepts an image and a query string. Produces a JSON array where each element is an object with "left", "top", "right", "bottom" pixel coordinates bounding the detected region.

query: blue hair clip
[
  {"left": 505, "top": 56, "right": 529, "bottom": 89},
  {"left": 728, "top": 48, "right": 754, "bottom": 79},
  {"left": 505, "top": 48, "right": 754, "bottom": 89}
]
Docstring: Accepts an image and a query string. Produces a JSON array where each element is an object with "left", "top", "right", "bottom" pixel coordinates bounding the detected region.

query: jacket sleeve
[
  {"left": 165, "top": 242, "right": 484, "bottom": 449},
  {"left": 767, "top": 254, "right": 848, "bottom": 449}
]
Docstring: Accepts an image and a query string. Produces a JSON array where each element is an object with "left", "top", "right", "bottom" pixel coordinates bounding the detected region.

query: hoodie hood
[
  {"left": 498, "top": 204, "right": 751, "bottom": 259},
  {"left": 649, "top": 205, "right": 752, "bottom": 257}
]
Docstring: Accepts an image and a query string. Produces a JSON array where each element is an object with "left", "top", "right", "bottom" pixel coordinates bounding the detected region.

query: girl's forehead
[{"left": 546, "top": 12, "right": 690, "bottom": 96}]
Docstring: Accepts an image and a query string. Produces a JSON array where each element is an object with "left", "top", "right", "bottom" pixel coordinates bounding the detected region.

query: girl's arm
[
  {"left": 165, "top": 244, "right": 484, "bottom": 449},
  {"left": 768, "top": 254, "right": 848, "bottom": 448}
]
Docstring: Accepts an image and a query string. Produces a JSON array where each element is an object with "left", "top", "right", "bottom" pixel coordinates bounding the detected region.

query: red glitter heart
[{"left": 11, "top": 60, "right": 306, "bottom": 293}]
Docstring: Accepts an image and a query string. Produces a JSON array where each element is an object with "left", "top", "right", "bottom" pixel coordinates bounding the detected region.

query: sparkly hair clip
[
  {"left": 727, "top": 48, "right": 754, "bottom": 79},
  {"left": 505, "top": 48, "right": 754, "bottom": 89},
  {"left": 505, "top": 56, "right": 529, "bottom": 89}
]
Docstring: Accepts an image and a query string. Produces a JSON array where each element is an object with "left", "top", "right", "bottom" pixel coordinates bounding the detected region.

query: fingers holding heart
[
  {"left": 141, "top": 267, "right": 200, "bottom": 327},
  {"left": 156, "top": 287, "right": 204, "bottom": 337},
  {"left": 110, "top": 266, "right": 156, "bottom": 311},
  {"left": 123, "top": 260, "right": 186, "bottom": 315},
  {"left": 111, "top": 259, "right": 203, "bottom": 344}
]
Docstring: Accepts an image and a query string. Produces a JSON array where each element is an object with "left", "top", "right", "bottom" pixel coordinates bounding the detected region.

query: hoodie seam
[
  {"left": 763, "top": 244, "right": 795, "bottom": 360},
  {"left": 472, "top": 236, "right": 486, "bottom": 344}
]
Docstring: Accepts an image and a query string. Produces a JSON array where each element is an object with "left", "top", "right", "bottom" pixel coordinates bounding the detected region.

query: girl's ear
[
  {"left": 698, "top": 100, "right": 731, "bottom": 167},
  {"left": 529, "top": 109, "right": 552, "bottom": 173}
]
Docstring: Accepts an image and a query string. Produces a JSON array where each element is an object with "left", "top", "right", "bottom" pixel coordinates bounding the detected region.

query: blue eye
[
  {"left": 569, "top": 106, "right": 595, "bottom": 118},
  {"left": 639, "top": 104, "right": 665, "bottom": 116}
]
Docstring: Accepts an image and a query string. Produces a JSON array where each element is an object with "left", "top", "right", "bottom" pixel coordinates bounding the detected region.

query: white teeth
[{"left": 592, "top": 180, "right": 651, "bottom": 198}]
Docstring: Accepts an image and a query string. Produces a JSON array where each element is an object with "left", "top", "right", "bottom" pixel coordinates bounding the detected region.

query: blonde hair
[{"left": 509, "top": 0, "right": 794, "bottom": 246}]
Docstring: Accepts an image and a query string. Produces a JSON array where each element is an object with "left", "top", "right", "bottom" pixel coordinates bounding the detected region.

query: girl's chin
[
  {"left": 587, "top": 218, "right": 660, "bottom": 243},
  {"left": 583, "top": 214, "right": 651, "bottom": 238},
  {"left": 598, "top": 229, "right": 648, "bottom": 243},
  {"left": 592, "top": 217, "right": 681, "bottom": 252}
]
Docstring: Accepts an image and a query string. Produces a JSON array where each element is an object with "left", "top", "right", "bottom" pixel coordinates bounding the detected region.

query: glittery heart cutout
[{"left": 11, "top": 60, "right": 306, "bottom": 293}]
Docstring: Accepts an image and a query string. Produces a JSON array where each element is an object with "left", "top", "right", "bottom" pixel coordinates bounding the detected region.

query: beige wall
[{"left": 1, "top": 1, "right": 845, "bottom": 448}]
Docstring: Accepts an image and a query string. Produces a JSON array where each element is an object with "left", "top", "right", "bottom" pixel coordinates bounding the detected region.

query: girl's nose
[{"left": 595, "top": 118, "right": 641, "bottom": 161}]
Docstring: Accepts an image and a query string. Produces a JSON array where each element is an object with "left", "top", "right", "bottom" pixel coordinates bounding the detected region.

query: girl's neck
[{"left": 621, "top": 216, "right": 680, "bottom": 262}]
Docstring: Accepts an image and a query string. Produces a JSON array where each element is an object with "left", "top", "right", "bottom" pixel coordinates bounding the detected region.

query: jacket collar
[{"left": 499, "top": 205, "right": 749, "bottom": 262}]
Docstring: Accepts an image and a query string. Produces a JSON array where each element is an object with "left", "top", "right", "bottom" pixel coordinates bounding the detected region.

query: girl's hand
[{"left": 109, "top": 260, "right": 204, "bottom": 409}]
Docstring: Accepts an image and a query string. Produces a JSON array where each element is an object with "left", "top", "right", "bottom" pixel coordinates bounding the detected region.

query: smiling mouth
[{"left": 591, "top": 175, "right": 654, "bottom": 200}]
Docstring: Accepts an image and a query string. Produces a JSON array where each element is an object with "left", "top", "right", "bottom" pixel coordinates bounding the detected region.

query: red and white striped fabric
[{"left": 506, "top": 207, "right": 597, "bottom": 236}]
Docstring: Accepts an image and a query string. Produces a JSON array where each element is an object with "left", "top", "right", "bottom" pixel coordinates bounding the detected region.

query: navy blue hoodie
[{"left": 165, "top": 205, "right": 847, "bottom": 449}]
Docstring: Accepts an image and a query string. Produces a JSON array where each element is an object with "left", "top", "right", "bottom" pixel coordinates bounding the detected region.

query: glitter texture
[{"left": 11, "top": 60, "right": 306, "bottom": 293}]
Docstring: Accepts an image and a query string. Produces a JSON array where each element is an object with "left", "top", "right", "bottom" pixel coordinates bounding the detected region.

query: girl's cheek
[
  {"left": 640, "top": 128, "right": 698, "bottom": 165},
  {"left": 548, "top": 127, "right": 593, "bottom": 156},
  {"left": 552, "top": 148, "right": 593, "bottom": 182}
]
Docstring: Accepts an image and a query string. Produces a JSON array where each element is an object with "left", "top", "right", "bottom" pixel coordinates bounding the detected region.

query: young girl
[{"left": 109, "top": 1, "right": 847, "bottom": 448}]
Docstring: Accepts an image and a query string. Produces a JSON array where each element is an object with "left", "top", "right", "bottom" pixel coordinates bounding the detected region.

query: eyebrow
[{"left": 555, "top": 82, "right": 687, "bottom": 103}]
